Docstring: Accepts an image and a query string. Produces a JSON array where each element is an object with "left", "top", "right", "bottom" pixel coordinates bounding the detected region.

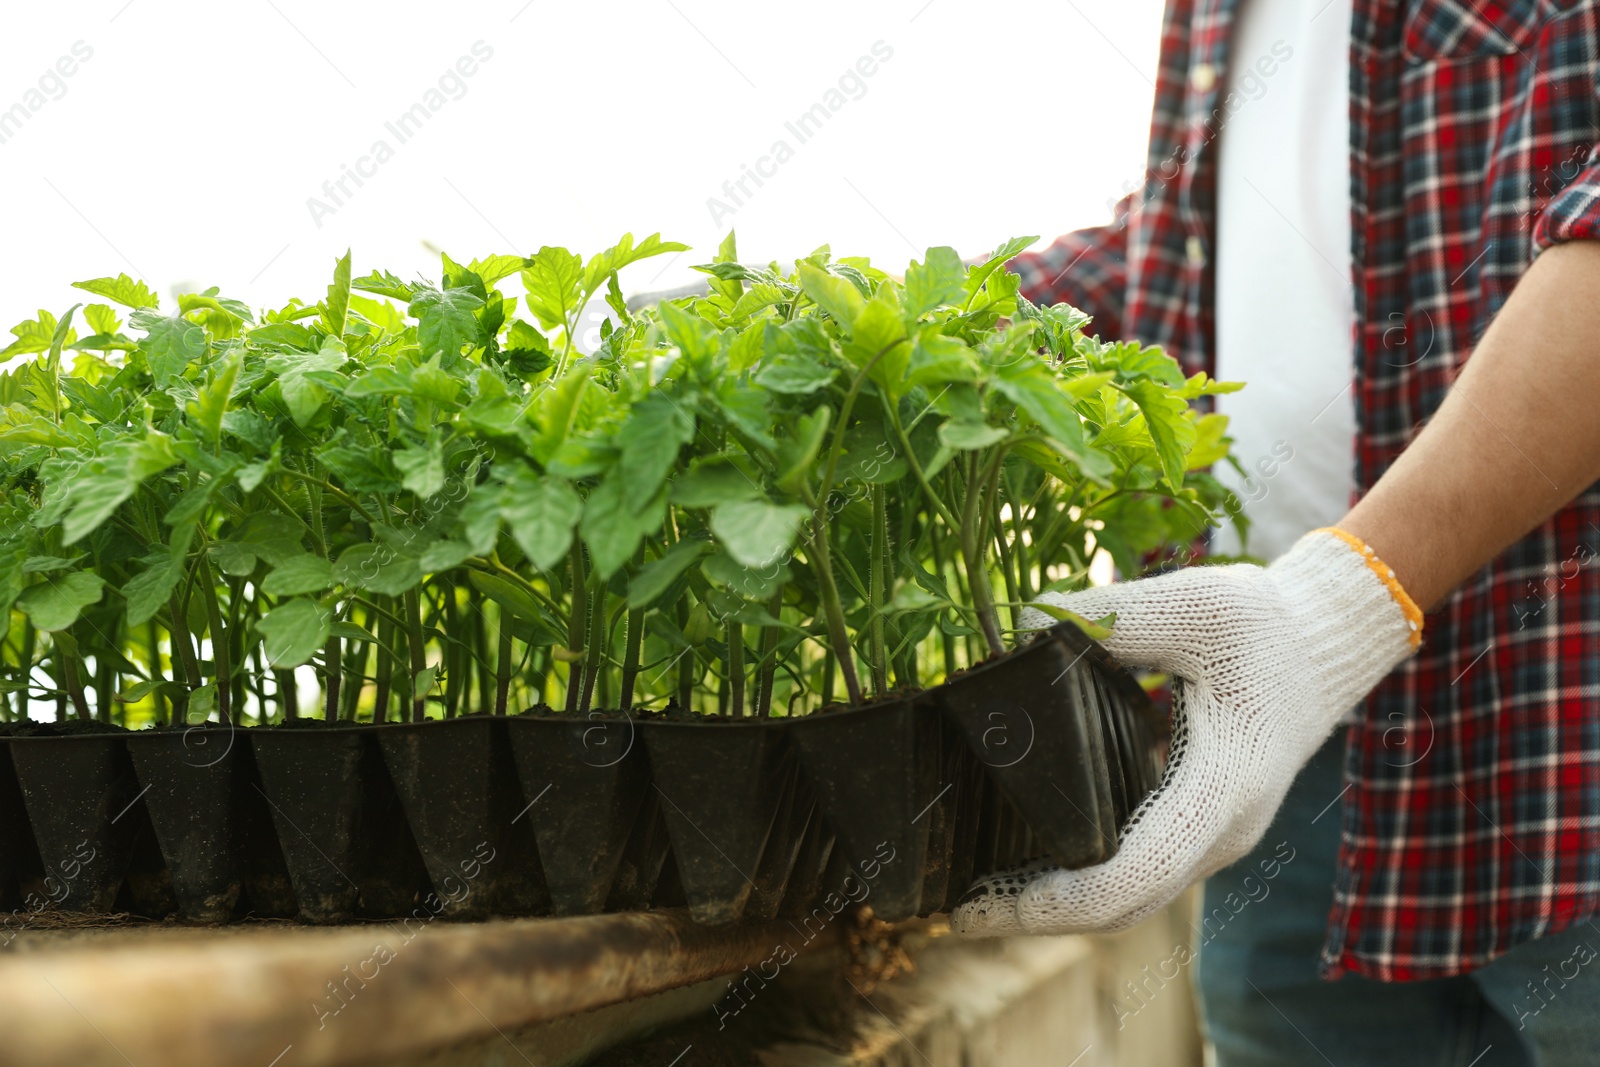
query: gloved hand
[{"left": 951, "top": 528, "right": 1422, "bottom": 936}]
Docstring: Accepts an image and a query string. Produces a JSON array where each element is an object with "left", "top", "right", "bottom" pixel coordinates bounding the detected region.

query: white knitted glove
[{"left": 952, "top": 528, "right": 1422, "bottom": 936}]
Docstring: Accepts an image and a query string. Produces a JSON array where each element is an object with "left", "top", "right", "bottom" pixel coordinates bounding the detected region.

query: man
[{"left": 953, "top": 1, "right": 1600, "bottom": 1063}]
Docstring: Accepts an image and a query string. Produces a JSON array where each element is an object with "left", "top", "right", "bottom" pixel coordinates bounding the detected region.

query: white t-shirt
[{"left": 1211, "top": 0, "right": 1356, "bottom": 561}]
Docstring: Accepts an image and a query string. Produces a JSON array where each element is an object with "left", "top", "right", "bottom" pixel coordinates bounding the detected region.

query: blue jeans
[{"left": 1196, "top": 736, "right": 1600, "bottom": 1066}]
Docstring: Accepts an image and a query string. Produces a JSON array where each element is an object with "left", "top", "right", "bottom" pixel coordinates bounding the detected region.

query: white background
[{"left": 0, "top": 0, "right": 1163, "bottom": 324}]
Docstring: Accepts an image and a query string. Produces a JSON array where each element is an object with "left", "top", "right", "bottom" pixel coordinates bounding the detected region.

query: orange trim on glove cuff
[{"left": 1315, "top": 527, "right": 1424, "bottom": 648}]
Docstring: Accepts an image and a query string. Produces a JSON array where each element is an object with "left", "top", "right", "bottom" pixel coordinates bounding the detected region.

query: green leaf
[
  {"left": 728, "top": 283, "right": 789, "bottom": 322},
  {"left": 702, "top": 551, "right": 790, "bottom": 602},
  {"left": 755, "top": 351, "right": 836, "bottom": 394},
  {"left": 1109, "top": 342, "right": 1186, "bottom": 388},
  {"left": 712, "top": 380, "right": 774, "bottom": 451},
  {"left": 702, "top": 230, "right": 743, "bottom": 303},
  {"left": 531, "top": 365, "right": 590, "bottom": 464},
  {"left": 332, "top": 543, "right": 422, "bottom": 597},
  {"left": 22, "top": 555, "right": 80, "bottom": 574},
  {"left": 72, "top": 274, "right": 159, "bottom": 310},
  {"left": 343, "top": 366, "right": 417, "bottom": 399},
  {"left": 903, "top": 246, "right": 967, "bottom": 318},
  {"left": 412, "top": 666, "right": 437, "bottom": 700},
  {"left": 992, "top": 363, "right": 1111, "bottom": 480},
  {"left": 1122, "top": 379, "right": 1197, "bottom": 489},
  {"left": 130, "top": 310, "right": 207, "bottom": 387},
  {"left": 657, "top": 301, "right": 720, "bottom": 363},
  {"left": 777, "top": 406, "right": 830, "bottom": 492},
  {"left": 581, "top": 233, "right": 690, "bottom": 299},
  {"left": 906, "top": 333, "right": 979, "bottom": 390},
  {"left": 188, "top": 683, "right": 218, "bottom": 721},
  {"left": 938, "top": 420, "right": 1009, "bottom": 451},
  {"left": 323, "top": 250, "right": 352, "bottom": 337},
  {"left": 257, "top": 598, "right": 330, "bottom": 668},
  {"left": 497, "top": 469, "right": 583, "bottom": 572},
  {"left": 49, "top": 304, "right": 80, "bottom": 364},
  {"left": 965, "top": 235, "right": 1039, "bottom": 299},
  {"left": 628, "top": 538, "right": 709, "bottom": 609},
  {"left": 60, "top": 434, "right": 180, "bottom": 544},
  {"left": 187, "top": 355, "right": 239, "bottom": 446},
  {"left": 235, "top": 512, "right": 308, "bottom": 564},
  {"left": 117, "top": 678, "right": 176, "bottom": 703},
  {"left": 842, "top": 290, "right": 911, "bottom": 398},
  {"left": 350, "top": 270, "right": 421, "bottom": 302},
  {"left": 249, "top": 322, "right": 317, "bottom": 349},
  {"left": 1187, "top": 412, "right": 1232, "bottom": 471},
  {"left": 711, "top": 500, "right": 810, "bottom": 569},
  {"left": 317, "top": 436, "right": 402, "bottom": 494},
  {"left": 468, "top": 254, "right": 532, "bottom": 286},
  {"left": 123, "top": 555, "right": 184, "bottom": 627},
  {"left": 1, "top": 310, "right": 60, "bottom": 359},
  {"left": 82, "top": 303, "right": 120, "bottom": 336},
  {"left": 209, "top": 542, "right": 259, "bottom": 577},
  {"left": 16, "top": 572, "right": 105, "bottom": 631},
  {"left": 409, "top": 286, "right": 485, "bottom": 359},
  {"left": 261, "top": 554, "right": 333, "bottom": 596},
  {"left": 394, "top": 434, "right": 446, "bottom": 499},
  {"left": 1062, "top": 370, "right": 1116, "bottom": 400},
  {"left": 419, "top": 540, "right": 472, "bottom": 573},
  {"left": 520, "top": 247, "right": 583, "bottom": 332},
  {"left": 267, "top": 340, "right": 347, "bottom": 428},
  {"left": 330, "top": 621, "right": 375, "bottom": 643},
  {"left": 466, "top": 572, "right": 561, "bottom": 644},
  {"left": 619, "top": 393, "right": 695, "bottom": 511},
  {"left": 1178, "top": 371, "right": 1246, "bottom": 399},
  {"left": 797, "top": 262, "right": 865, "bottom": 327},
  {"left": 581, "top": 471, "right": 665, "bottom": 579},
  {"left": 670, "top": 461, "right": 763, "bottom": 508},
  {"left": 1022, "top": 602, "right": 1116, "bottom": 640}
]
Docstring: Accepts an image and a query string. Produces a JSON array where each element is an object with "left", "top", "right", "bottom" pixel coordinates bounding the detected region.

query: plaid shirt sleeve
[
  {"left": 1006, "top": 194, "right": 1133, "bottom": 341},
  {"left": 1534, "top": 148, "right": 1600, "bottom": 247}
]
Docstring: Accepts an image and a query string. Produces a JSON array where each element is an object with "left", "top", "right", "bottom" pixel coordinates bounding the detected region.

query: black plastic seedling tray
[{"left": 0, "top": 621, "right": 1164, "bottom": 925}]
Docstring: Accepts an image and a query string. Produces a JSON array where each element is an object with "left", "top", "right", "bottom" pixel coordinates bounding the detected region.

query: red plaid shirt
[{"left": 1011, "top": 0, "right": 1600, "bottom": 982}]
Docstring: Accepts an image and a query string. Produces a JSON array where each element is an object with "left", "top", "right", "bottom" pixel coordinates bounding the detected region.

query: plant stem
[
  {"left": 323, "top": 633, "right": 342, "bottom": 722},
  {"left": 228, "top": 579, "right": 249, "bottom": 722},
  {"left": 756, "top": 588, "right": 782, "bottom": 718},
  {"left": 196, "top": 556, "right": 232, "bottom": 725},
  {"left": 960, "top": 453, "right": 1006, "bottom": 656},
  {"left": 726, "top": 619, "right": 745, "bottom": 718},
  {"left": 578, "top": 566, "right": 606, "bottom": 714},
  {"left": 373, "top": 603, "right": 394, "bottom": 723},
  {"left": 494, "top": 609, "right": 512, "bottom": 716},
  {"left": 443, "top": 584, "right": 463, "bottom": 719},
  {"left": 473, "top": 607, "right": 493, "bottom": 714},
  {"left": 94, "top": 657, "right": 113, "bottom": 725},
  {"left": 277, "top": 669, "right": 298, "bottom": 721},
  {"left": 618, "top": 605, "right": 644, "bottom": 711},
  {"left": 15, "top": 624, "right": 35, "bottom": 721},
  {"left": 805, "top": 530, "right": 864, "bottom": 704},
  {"left": 675, "top": 601, "right": 694, "bottom": 712},
  {"left": 403, "top": 588, "right": 427, "bottom": 722},
  {"left": 994, "top": 510, "right": 1020, "bottom": 637},
  {"left": 531, "top": 646, "right": 549, "bottom": 710},
  {"left": 144, "top": 621, "right": 165, "bottom": 725},
  {"left": 869, "top": 484, "right": 888, "bottom": 697},
  {"left": 340, "top": 636, "right": 365, "bottom": 721},
  {"left": 168, "top": 591, "right": 201, "bottom": 724},
  {"left": 60, "top": 644, "right": 90, "bottom": 722},
  {"left": 821, "top": 648, "right": 836, "bottom": 708},
  {"left": 565, "top": 544, "right": 587, "bottom": 713},
  {"left": 248, "top": 644, "right": 268, "bottom": 725}
]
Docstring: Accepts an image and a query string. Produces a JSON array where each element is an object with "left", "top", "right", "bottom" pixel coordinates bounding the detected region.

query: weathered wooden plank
[{"left": 0, "top": 910, "right": 834, "bottom": 1067}]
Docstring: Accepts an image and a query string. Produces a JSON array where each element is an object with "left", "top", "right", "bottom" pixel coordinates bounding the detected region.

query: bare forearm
[{"left": 1341, "top": 241, "right": 1600, "bottom": 610}]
